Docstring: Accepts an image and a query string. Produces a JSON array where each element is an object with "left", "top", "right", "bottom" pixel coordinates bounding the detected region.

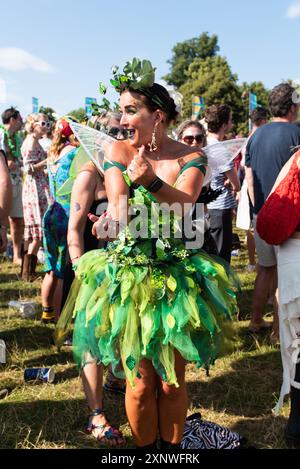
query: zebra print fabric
[{"left": 181, "top": 413, "right": 245, "bottom": 449}]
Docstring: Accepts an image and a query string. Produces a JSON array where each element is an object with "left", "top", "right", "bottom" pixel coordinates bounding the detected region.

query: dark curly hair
[
  {"left": 250, "top": 106, "right": 270, "bottom": 126},
  {"left": 2, "top": 107, "right": 21, "bottom": 124},
  {"left": 269, "top": 83, "right": 296, "bottom": 118},
  {"left": 204, "top": 104, "right": 232, "bottom": 133}
]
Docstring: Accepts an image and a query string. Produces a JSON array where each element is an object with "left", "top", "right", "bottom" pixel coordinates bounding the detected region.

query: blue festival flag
[
  {"left": 32, "top": 97, "right": 39, "bottom": 113},
  {"left": 249, "top": 92, "right": 257, "bottom": 112},
  {"left": 192, "top": 96, "right": 204, "bottom": 119},
  {"left": 85, "top": 97, "right": 97, "bottom": 118}
]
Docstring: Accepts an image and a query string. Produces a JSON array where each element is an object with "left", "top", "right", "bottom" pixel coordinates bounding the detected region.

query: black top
[
  {"left": 84, "top": 198, "right": 108, "bottom": 251},
  {"left": 245, "top": 122, "right": 300, "bottom": 214}
]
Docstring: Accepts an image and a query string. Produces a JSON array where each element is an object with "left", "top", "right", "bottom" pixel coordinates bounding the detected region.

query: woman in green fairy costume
[{"left": 56, "top": 59, "right": 239, "bottom": 449}]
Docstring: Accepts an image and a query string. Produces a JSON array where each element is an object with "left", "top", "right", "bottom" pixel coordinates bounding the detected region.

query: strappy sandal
[{"left": 86, "top": 408, "right": 125, "bottom": 447}]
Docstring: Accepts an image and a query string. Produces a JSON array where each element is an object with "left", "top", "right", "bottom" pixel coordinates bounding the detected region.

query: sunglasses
[
  {"left": 107, "top": 127, "right": 128, "bottom": 140},
  {"left": 182, "top": 134, "right": 204, "bottom": 145},
  {"left": 35, "top": 121, "right": 51, "bottom": 129}
]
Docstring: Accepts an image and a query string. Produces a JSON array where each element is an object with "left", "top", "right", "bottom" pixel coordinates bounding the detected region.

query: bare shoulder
[
  {"left": 174, "top": 143, "right": 206, "bottom": 170},
  {"left": 105, "top": 140, "right": 134, "bottom": 167},
  {"left": 60, "top": 144, "right": 77, "bottom": 157},
  {"left": 79, "top": 160, "right": 99, "bottom": 174}
]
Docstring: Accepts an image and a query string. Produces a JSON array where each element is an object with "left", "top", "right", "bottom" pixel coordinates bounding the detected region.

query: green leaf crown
[
  {"left": 98, "top": 58, "right": 156, "bottom": 97},
  {"left": 109, "top": 58, "right": 156, "bottom": 93},
  {"left": 98, "top": 58, "right": 172, "bottom": 114}
]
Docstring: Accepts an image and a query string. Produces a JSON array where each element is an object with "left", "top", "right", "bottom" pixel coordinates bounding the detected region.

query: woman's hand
[
  {"left": 90, "top": 212, "right": 120, "bottom": 241},
  {"left": 127, "top": 145, "right": 155, "bottom": 187}
]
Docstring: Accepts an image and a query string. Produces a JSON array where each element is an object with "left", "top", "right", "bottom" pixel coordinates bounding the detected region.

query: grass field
[{"left": 0, "top": 240, "right": 291, "bottom": 449}]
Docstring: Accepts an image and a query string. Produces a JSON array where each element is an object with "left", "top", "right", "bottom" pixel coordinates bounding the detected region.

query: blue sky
[{"left": 1, "top": 0, "right": 300, "bottom": 117}]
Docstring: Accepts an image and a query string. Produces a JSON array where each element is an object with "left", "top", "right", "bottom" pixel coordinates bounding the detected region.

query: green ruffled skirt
[{"left": 55, "top": 246, "right": 239, "bottom": 388}]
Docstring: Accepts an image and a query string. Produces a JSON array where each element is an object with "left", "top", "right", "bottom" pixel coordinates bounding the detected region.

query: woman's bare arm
[{"left": 68, "top": 169, "right": 97, "bottom": 262}]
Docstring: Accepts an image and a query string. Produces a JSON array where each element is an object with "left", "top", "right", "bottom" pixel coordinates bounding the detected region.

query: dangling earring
[{"left": 149, "top": 126, "right": 158, "bottom": 152}]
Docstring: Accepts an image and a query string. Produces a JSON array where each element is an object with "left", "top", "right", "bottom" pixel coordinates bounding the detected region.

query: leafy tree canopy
[
  {"left": 163, "top": 32, "right": 219, "bottom": 88},
  {"left": 164, "top": 32, "right": 270, "bottom": 134},
  {"left": 67, "top": 107, "right": 87, "bottom": 123},
  {"left": 38, "top": 106, "right": 56, "bottom": 121}
]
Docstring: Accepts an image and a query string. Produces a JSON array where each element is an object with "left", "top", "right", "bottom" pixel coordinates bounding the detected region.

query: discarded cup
[
  {"left": 0, "top": 340, "right": 6, "bottom": 364},
  {"left": 24, "top": 367, "right": 55, "bottom": 383},
  {"left": 8, "top": 300, "right": 36, "bottom": 318}
]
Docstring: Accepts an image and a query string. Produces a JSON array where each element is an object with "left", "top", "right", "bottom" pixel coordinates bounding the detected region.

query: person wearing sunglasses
[
  {"left": 176, "top": 119, "right": 220, "bottom": 255},
  {"left": 20, "top": 113, "right": 51, "bottom": 280},
  {"left": 89, "top": 110, "right": 126, "bottom": 140},
  {"left": 177, "top": 120, "right": 207, "bottom": 148}
]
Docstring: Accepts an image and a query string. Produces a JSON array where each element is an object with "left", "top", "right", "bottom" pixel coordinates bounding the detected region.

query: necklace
[{"left": 0, "top": 125, "right": 22, "bottom": 159}]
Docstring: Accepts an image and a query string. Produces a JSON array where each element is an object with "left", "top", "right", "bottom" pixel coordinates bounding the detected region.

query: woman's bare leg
[
  {"left": 27, "top": 238, "right": 41, "bottom": 255},
  {"left": 158, "top": 350, "right": 188, "bottom": 444},
  {"left": 246, "top": 230, "right": 256, "bottom": 266},
  {"left": 82, "top": 361, "right": 104, "bottom": 410},
  {"left": 125, "top": 358, "right": 158, "bottom": 447},
  {"left": 82, "top": 361, "right": 123, "bottom": 446}
]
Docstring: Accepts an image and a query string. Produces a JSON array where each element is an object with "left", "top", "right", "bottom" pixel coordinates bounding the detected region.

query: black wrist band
[{"left": 146, "top": 176, "right": 164, "bottom": 193}]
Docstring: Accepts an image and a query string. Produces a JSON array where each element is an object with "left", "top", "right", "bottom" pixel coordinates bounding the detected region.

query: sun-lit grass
[{"left": 0, "top": 236, "right": 290, "bottom": 449}]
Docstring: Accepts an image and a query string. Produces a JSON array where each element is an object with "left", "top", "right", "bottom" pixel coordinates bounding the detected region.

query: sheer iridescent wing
[
  {"left": 56, "top": 146, "right": 91, "bottom": 196},
  {"left": 69, "top": 122, "right": 115, "bottom": 174},
  {"left": 202, "top": 138, "right": 247, "bottom": 184}
]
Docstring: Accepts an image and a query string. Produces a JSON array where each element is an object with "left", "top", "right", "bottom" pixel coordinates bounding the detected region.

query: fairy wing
[
  {"left": 69, "top": 122, "right": 115, "bottom": 174},
  {"left": 202, "top": 138, "right": 247, "bottom": 184},
  {"left": 56, "top": 146, "right": 91, "bottom": 196}
]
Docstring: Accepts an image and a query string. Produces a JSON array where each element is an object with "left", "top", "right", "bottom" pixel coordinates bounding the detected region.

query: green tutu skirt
[{"left": 55, "top": 239, "right": 239, "bottom": 388}]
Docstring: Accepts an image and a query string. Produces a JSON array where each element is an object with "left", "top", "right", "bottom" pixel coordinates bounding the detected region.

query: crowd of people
[{"left": 1, "top": 61, "right": 300, "bottom": 449}]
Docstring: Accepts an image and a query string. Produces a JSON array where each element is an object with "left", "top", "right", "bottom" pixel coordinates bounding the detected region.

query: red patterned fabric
[{"left": 256, "top": 150, "right": 300, "bottom": 245}]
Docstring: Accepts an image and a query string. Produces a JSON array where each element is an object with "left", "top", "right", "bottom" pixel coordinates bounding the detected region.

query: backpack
[{"left": 256, "top": 151, "right": 300, "bottom": 245}]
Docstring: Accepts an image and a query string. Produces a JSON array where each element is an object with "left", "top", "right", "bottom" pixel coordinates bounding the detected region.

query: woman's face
[
  {"left": 119, "top": 91, "right": 156, "bottom": 148},
  {"left": 33, "top": 116, "right": 50, "bottom": 138},
  {"left": 106, "top": 117, "right": 126, "bottom": 140},
  {"left": 180, "top": 125, "right": 205, "bottom": 148}
]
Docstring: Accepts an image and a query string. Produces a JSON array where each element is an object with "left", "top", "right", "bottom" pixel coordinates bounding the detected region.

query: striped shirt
[{"left": 207, "top": 136, "right": 237, "bottom": 210}]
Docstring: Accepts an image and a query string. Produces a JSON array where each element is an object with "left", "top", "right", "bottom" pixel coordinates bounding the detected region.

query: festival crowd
[{"left": 1, "top": 61, "right": 300, "bottom": 449}]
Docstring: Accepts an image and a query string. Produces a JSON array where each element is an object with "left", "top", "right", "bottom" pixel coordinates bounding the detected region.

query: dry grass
[{"left": 0, "top": 239, "right": 290, "bottom": 449}]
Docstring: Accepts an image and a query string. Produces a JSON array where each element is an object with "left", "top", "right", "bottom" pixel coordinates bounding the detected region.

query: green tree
[
  {"left": 163, "top": 32, "right": 219, "bottom": 88},
  {"left": 67, "top": 107, "right": 87, "bottom": 122},
  {"left": 39, "top": 106, "right": 56, "bottom": 121},
  {"left": 165, "top": 33, "right": 270, "bottom": 135},
  {"left": 179, "top": 56, "right": 243, "bottom": 129}
]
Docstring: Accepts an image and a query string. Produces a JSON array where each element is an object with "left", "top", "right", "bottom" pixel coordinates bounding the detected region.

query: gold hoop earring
[{"left": 149, "top": 126, "right": 158, "bottom": 152}]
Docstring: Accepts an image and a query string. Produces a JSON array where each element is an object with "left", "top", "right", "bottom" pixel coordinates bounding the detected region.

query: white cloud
[
  {"left": 0, "top": 47, "right": 55, "bottom": 72},
  {"left": 286, "top": 2, "right": 300, "bottom": 19}
]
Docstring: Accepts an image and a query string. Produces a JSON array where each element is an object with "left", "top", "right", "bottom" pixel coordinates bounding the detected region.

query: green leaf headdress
[
  {"left": 108, "top": 58, "right": 156, "bottom": 93},
  {"left": 98, "top": 58, "right": 176, "bottom": 116}
]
